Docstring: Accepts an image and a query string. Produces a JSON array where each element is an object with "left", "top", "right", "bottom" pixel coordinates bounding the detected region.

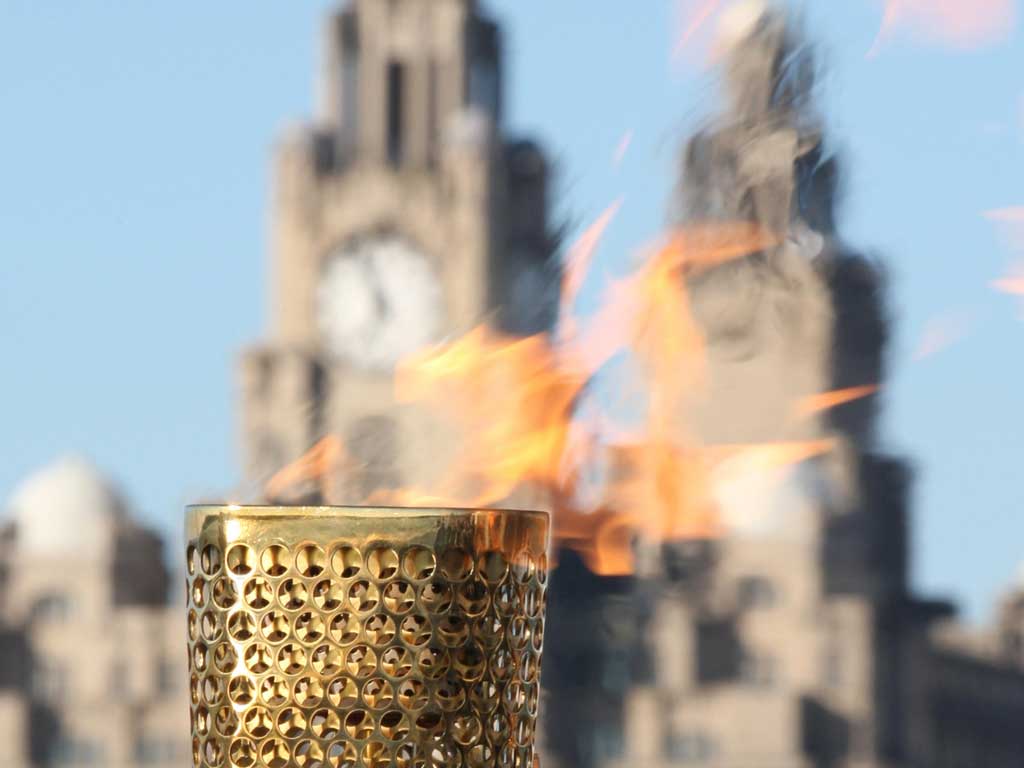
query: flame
[
  {"left": 613, "top": 130, "right": 634, "bottom": 168},
  {"left": 795, "top": 385, "right": 879, "bottom": 417},
  {"left": 985, "top": 207, "right": 1024, "bottom": 252},
  {"left": 674, "top": 0, "right": 725, "bottom": 60},
  {"left": 263, "top": 218, "right": 828, "bottom": 577},
  {"left": 868, "top": 0, "right": 1016, "bottom": 56},
  {"left": 913, "top": 311, "right": 973, "bottom": 360},
  {"left": 265, "top": 436, "right": 347, "bottom": 502}
]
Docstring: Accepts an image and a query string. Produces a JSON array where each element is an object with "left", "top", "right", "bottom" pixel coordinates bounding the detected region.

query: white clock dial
[{"left": 317, "top": 235, "right": 443, "bottom": 369}]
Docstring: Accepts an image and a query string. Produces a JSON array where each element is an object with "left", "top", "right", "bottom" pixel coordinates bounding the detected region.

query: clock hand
[{"left": 366, "top": 254, "right": 389, "bottom": 319}]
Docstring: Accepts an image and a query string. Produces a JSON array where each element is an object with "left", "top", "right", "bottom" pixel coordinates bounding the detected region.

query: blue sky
[{"left": 1, "top": 1, "right": 1021, "bottom": 621}]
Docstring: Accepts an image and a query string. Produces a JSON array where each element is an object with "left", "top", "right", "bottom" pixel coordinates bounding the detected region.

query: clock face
[{"left": 317, "top": 235, "right": 443, "bottom": 369}]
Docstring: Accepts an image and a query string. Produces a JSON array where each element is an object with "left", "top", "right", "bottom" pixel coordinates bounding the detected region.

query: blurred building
[
  {"left": 542, "top": 5, "right": 1024, "bottom": 768},
  {"left": 0, "top": 457, "right": 187, "bottom": 768},
  {"left": 237, "top": 0, "right": 557, "bottom": 500}
]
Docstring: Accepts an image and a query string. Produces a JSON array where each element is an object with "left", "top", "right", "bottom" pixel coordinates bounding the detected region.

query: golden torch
[{"left": 185, "top": 505, "right": 549, "bottom": 768}]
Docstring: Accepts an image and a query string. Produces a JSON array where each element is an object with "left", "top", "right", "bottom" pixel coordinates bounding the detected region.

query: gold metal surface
[{"left": 185, "top": 505, "right": 549, "bottom": 768}]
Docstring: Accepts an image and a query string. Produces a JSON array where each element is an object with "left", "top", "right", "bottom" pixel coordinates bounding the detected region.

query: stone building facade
[
  {"left": 237, "top": 0, "right": 557, "bottom": 502},
  {"left": 0, "top": 457, "right": 188, "bottom": 767}
]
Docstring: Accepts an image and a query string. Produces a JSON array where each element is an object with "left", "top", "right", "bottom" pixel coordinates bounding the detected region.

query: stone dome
[{"left": 5, "top": 455, "right": 126, "bottom": 557}]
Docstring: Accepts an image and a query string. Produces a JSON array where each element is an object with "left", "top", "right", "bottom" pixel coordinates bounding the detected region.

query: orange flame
[
  {"left": 985, "top": 207, "right": 1024, "bottom": 253},
  {"left": 613, "top": 130, "right": 634, "bottom": 168},
  {"left": 869, "top": 0, "right": 1016, "bottom": 56},
  {"left": 913, "top": 311, "right": 973, "bottom": 360},
  {"left": 795, "top": 385, "right": 879, "bottom": 417},
  {"left": 265, "top": 435, "right": 347, "bottom": 502},
  {"left": 264, "top": 218, "right": 833, "bottom": 577}
]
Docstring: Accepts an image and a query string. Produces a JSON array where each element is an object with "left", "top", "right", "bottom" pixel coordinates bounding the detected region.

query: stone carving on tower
[{"left": 239, "top": 0, "right": 557, "bottom": 501}]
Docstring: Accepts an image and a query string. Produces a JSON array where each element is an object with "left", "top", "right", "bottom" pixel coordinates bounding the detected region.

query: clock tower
[{"left": 239, "top": 0, "right": 556, "bottom": 500}]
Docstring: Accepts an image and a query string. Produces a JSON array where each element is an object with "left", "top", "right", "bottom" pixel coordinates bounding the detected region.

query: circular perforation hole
[
  {"left": 326, "top": 742, "right": 357, "bottom": 768},
  {"left": 361, "top": 677, "right": 395, "bottom": 709},
  {"left": 214, "top": 706, "right": 239, "bottom": 737},
  {"left": 227, "top": 676, "right": 256, "bottom": 707},
  {"left": 278, "top": 578, "right": 308, "bottom": 610},
  {"left": 414, "top": 710, "right": 445, "bottom": 740},
  {"left": 231, "top": 738, "right": 259, "bottom": 768},
  {"left": 294, "top": 740, "right": 324, "bottom": 768},
  {"left": 383, "top": 581, "right": 416, "bottom": 614},
  {"left": 438, "top": 615, "right": 470, "bottom": 647},
  {"left": 452, "top": 714, "right": 483, "bottom": 747},
  {"left": 212, "top": 577, "right": 238, "bottom": 609},
  {"left": 402, "top": 546, "right": 436, "bottom": 581},
  {"left": 420, "top": 580, "right": 453, "bottom": 614},
  {"left": 277, "top": 644, "right": 307, "bottom": 675},
  {"left": 329, "top": 611, "right": 359, "bottom": 645},
  {"left": 326, "top": 676, "right": 359, "bottom": 708},
  {"left": 294, "top": 676, "right": 324, "bottom": 707},
  {"left": 213, "top": 642, "right": 237, "bottom": 674},
  {"left": 200, "top": 544, "right": 222, "bottom": 576},
  {"left": 226, "top": 544, "right": 254, "bottom": 576},
  {"left": 399, "top": 615, "right": 431, "bottom": 647},
  {"left": 468, "top": 744, "right": 494, "bottom": 768},
  {"left": 367, "top": 546, "right": 400, "bottom": 581},
  {"left": 457, "top": 579, "right": 490, "bottom": 616},
  {"left": 227, "top": 612, "right": 257, "bottom": 642},
  {"left": 243, "top": 643, "right": 273, "bottom": 674},
  {"left": 511, "top": 552, "right": 536, "bottom": 585},
  {"left": 312, "top": 579, "right": 344, "bottom": 612},
  {"left": 331, "top": 544, "right": 363, "bottom": 578},
  {"left": 296, "top": 543, "right": 326, "bottom": 578},
  {"left": 204, "top": 739, "right": 225, "bottom": 767},
  {"left": 439, "top": 548, "right": 473, "bottom": 582},
  {"left": 453, "top": 643, "right": 486, "bottom": 682},
  {"left": 396, "top": 743, "right": 424, "bottom": 768},
  {"left": 260, "top": 675, "right": 290, "bottom": 707},
  {"left": 380, "top": 710, "right": 411, "bottom": 741},
  {"left": 202, "top": 676, "right": 225, "bottom": 706},
  {"left": 243, "top": 707, "right": 273, "bottom": 739},
  {"left": 416, "top": 646, "right": 450, "bottom": 680},
  {"left": 311, "top": 644, "right": 343, "bottom": 676},
  {"left": 348, "top": 580, "right": 380, "bottom": 613},
  {"left": 345, "top": 644, "right": 378, "bottom": 678},
  {"left": 276, "top": 707, "right": 308, "bottom": 739},
  {"left": 397, "top": 678, "right": 428, "bottom": 711},
  {"left": 477, "top": 550, "right": 508, "bottom": 584},
  {"left": 436, "top": 674, "right": 467, "bottom": 712},
  {"left": 380, "top": 647, "right": 413, "bottom": 678},
  {"left": 364, "top": 614, "right": 397, "bottom": 646},
  {"left": 294, "top": 612, "right": 326, "bottom": 645},
  {"left": 186, "top": 544, "right": 197, "bottom": 576},
  {"left": 260, "top": 611, "right": 291, "bottom": 643},
  {"left": 260, "top": 739, "right": 290, "bottom": 768},
  {"left": 242, "top": 577, "right": 273, "bottom": 610},
  {"left": 261, "top": 544, "right": 292, "bottom": 577},
  {"left": 191, "top": 577, "right": 207, "bottom": 608},
  {"left": 310, "top": 708, "right": 342, "bottom": 740},
  {"left": 471, "top": 681, "right": 500, "bottom": 714},
  {"left": 363, "top": 741, "right": 392, "bottom": 768},
  {"left": 200, "top": 610, "right": 223, "bottom": 642}
]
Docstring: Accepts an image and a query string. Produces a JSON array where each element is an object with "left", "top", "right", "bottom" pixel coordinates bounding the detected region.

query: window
[
  {"left": 740, "top": 653, "right": 776, "bottom": 687},
  {"left": 31, "top": 593, "right": 71, "bottom": 623},
  {"left": 593, "top": 726, "right": 625, "bottom": 760},
  {"left": 665, "top": 730, "right": 716, "bottom": 763},
  {"left": 386, "top": 61, "right": 405, "bottom": 166},
  {"left": 156, "top": 658, "right": 176, "bottom": 696},
  {"left": 135, "top": 738, "right": 180, "bottom": 765},
  {"left": 33, "top": 661, "right": 67, "bottom": 702},
  {"left": 51, "top": 738, "right": 104, "bottom": 766},
  {"left": 737, "top": 575, "right": 777, "bottom": 609}
]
